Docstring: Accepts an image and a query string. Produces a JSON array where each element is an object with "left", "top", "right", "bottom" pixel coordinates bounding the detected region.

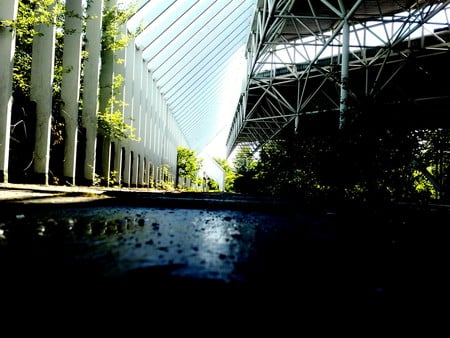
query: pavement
[
  {"left": 0, "top": 182, "right": 109, "bottom": 203},
  {"left": 0, "top": 182, "right": 338, "bottom": 302},
  {"left": 0, "top": 182, "right": 293, "bottom": 209},
  {"left": 1, "top": 182, "right": 448, "bottom": 332}
]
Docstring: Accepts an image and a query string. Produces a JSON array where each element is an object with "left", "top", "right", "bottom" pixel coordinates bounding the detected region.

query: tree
[
  {"left": 176, "top": 146, "right": 202, "bottom": 189},
  {"left": 215, "top": 157, "right": 237, "bottom": 192},
  {"left": 232, "top": 145, "right": 259, "bottom": 194},
  {"left": 207, "top": 177, "right": 219, "bottom": 191}
]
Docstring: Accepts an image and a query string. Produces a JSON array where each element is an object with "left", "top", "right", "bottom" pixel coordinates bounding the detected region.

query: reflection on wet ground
[
  {"left": 3, "top": 189, "right": 447, "bottom": 330},
  {"left": 1, "top": 206, "right": 271, "bottom": 282},
  {"left": 0, "top": 203, "right": 336, "bottom": 290},
  {"left": 0, "top": 199, "right": 341, "bottom": 330}
]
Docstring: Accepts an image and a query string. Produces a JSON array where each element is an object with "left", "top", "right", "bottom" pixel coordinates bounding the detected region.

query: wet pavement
[
  {"left": 2, "top": 183, "right": 448, "bottom": 331},
  {"left": 0, "top": 184, "right": 340, "bottom": 326}
]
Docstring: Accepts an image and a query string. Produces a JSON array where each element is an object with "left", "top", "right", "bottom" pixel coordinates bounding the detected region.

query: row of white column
[
  {"left": 0, "top": 0, "right": 187, "bottom": 187},
  {"left": 0, "top": 0, "right": 18, "bottom": 183}
]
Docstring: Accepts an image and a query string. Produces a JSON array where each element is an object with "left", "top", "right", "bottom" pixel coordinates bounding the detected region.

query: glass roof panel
[
  {"left": 121, "top": 0, "right": 257, "bottom": 153},
  {"left": 126, "top": 0, "right": 177, "bottom": 36},
  {"left": 154, "top": 1, "right": 253, "bottom": 84},
  {"left": 142, "top": 1, "right": 216, "bottom": 62},
  {"left": 135, "top": 1, "right": 199, "bottom": 50},
  {"left": 162, "top": 13, "right": 253, "bottom": 99}
]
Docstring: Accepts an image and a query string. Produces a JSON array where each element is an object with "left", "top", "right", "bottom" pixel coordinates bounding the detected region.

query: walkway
[
  {"left": 1, "top": 182, "right": 447, "bottom": 330},
  {"left": 0, "top": 183, "right": 338, "bottom": 317}
]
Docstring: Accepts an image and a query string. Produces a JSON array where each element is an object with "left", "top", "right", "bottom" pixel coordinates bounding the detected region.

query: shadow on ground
[{"left": 1, "top": 189, "right": 448, "bottom": 329}]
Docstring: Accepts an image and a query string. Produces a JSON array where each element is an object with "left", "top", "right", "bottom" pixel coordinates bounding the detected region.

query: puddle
[{"left": 0, "top": 205, "right": 304, "bottom": 284}]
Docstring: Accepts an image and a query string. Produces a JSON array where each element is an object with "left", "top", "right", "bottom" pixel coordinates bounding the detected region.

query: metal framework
[{"left": 226, "top": 0, "right": 450, "bottom": 156}]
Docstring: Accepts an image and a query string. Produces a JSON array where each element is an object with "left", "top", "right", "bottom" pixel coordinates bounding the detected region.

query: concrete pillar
[
  {"left": 156, "top": 166, "right": 160, "bottom": 186},
  {"left": 132, "top": 153, "right": 138, "bottom": 187},
  {"left": 139, "top": 156, "right": 144, "bottom": 188},
  {"left": 0, "top": 0, "right": 18, "bottom": 183},
  {"left": 146, "top": 71, "right": 152, "bottom": 152},
  {"left": 137, "top": 57, "right": 147, "bottom": 187},
  {"left": 112, "top": 142, "right": 122, "bottom": 185},
  {"left": 141, "top": 67, "right": 148, "bottom": 152},
  {"left": 30, "top": 3, "right": 57, "bottom": 185},
  {"left": 134, "top": 48, "right": 142, "bottom": 143},
  {"left": 150, "top": 78, "right": 156, "bottom": 161},
  {"left": 112, "top": 143, "right": 122, "bottom": 185},
  {"left": 150, "top": 162, "right": 155, "bottom": 187},
  {"left": 82, "top": 0, "right": 103, "bottom": 184},
  {"left": 122, "top": 147, "right": 131, "bottom": 187},
  {"left": 161, "top": 99, "right": 169, "bottom": 180},
  {"left": 146, "top": 160, "right": 152, "bottom": 187},
  {"left": 122, "top": 39, "right": 135, "bottom": 186},
  {"left": 112, "top": 25, "right": 127, "bottom": 185},
  {"left": 101, "top": 138, "right": 111, "bottom": 186},
  {"left": 129, "top": 46, "right": 142, "bottom": 188},
  {"left": 158, "top": 92, "right": 163, "bottom": 163},
  {"left": 155, "top": 90, "right": 162, "bottom": 181},
  {"left": 98, "top": 0, "right": 116, "bottom": 185},
  {"left": 141, "top": 157, "right": 147, "bottom": 187},
  {"left": 61, "top": 0, "right": 83, "bottom": 185}
]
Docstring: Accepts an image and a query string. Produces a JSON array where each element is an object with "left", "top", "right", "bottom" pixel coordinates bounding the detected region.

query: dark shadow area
[{"left": 1, "top": 190, "right": 448, "bottom": 331}]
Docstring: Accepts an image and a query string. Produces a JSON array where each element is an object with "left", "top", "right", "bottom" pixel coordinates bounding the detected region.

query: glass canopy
[{"left": 121, "top": 0, "right": 257, "bottom": 154}]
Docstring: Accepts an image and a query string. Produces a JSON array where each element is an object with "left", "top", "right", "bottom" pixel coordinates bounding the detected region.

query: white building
[{"left": 200, "top": 156, "right": 225, "bottom": 192}]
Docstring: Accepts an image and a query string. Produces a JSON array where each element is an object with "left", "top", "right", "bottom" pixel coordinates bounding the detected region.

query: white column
[
  {"left": 0, "top": 0, "right": 18, "bottom": 183},
  {"left": 141, "top": 67, "right": 148, "bottom": 150},
  {"left": 82, "top": 0, "right": 103, "bottom": 184},
  {"left": 113, "top": 144, "right": 122, "bottom": 185},
  {"left": 98, "top": 0, "right": 116, "bottom": 186},
  {"left": 100, "top": 139, "right": 111, "bottom": 186},
  {"left": 138, "top": 56, "right": 147, "bottom": 186},
  {"left": 157, "top": 90, "right": 163, "bottom": 166},
  {"left": 132, "top": 153, "right": 139, "bottom": 187},
  {"left": 130, "top": 47, "right": 142, "bottom": 187},
  {"left": 30, "top": 3, "right": 57, "bottom": 185},
  {"left": 150, "top": 78, "right": 156, "bottom": 160},
  {"left": 134, "top": 48, "right": 142, "bottom": 143},
  {"left": 112, "top": 25, "right": 127, "bottom": 185},
  {"left": 61, "top": 0, "right": 83, "bottom": 185},
  {"left": 146, "top": 71, "right": 152, "bottom": 152},
  {"left": 122, "top": 39, "right": 135, "bottom": 186},
  {"left": 123, "top": 149, "right": 131, "bottom": 187}
]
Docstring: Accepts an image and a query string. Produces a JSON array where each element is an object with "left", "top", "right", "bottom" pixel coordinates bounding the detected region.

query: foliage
[
  {"left": 230, "top": 123, "right": 450, "bottom": 206},
  {"left": 101, "top": 0, "right": 137, "bottom": 52},
  {"left": 214, "top": 157, "right": 237, "bottom": 192},
  {"left": 176, "top": 146, "right": 202, "bottom": 183},
  {"left": 97, "top": 109, "right": 133, "bottom": 139},
  {"left": 1, "top": 0, "right": 65, "bottom": 96},
  {"left": 207, "top": 178, "right": 220, "bottom": 191},
  {"left": 96, "top": 3, "right": 137, "bottom": 140},
  {"left": 97, "top": 94, "right": 136, "bottom": 140},
  {"left": 233, "top": 145, "right": 258, "bottom": 174},
  {"left": 232, "top": 145, "right": 259, "bottom": 194},
  {"left": 156, "top": 165, "right": 175, "bottom": 190},
  {"left": 7, "top": 0, "right": 137, "bottom": 139},
  {"left": 3, "top": 0, "right": 140, "bottom": 183}
]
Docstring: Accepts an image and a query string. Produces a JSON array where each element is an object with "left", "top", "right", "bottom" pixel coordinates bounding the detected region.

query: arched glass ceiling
[{"left": 123, "top": 0, "right": 257, "bottom": 153}]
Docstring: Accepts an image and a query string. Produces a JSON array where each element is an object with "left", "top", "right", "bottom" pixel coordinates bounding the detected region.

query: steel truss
[{"left": 226, "top": 0, "right": 450, "bottom": 156}]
